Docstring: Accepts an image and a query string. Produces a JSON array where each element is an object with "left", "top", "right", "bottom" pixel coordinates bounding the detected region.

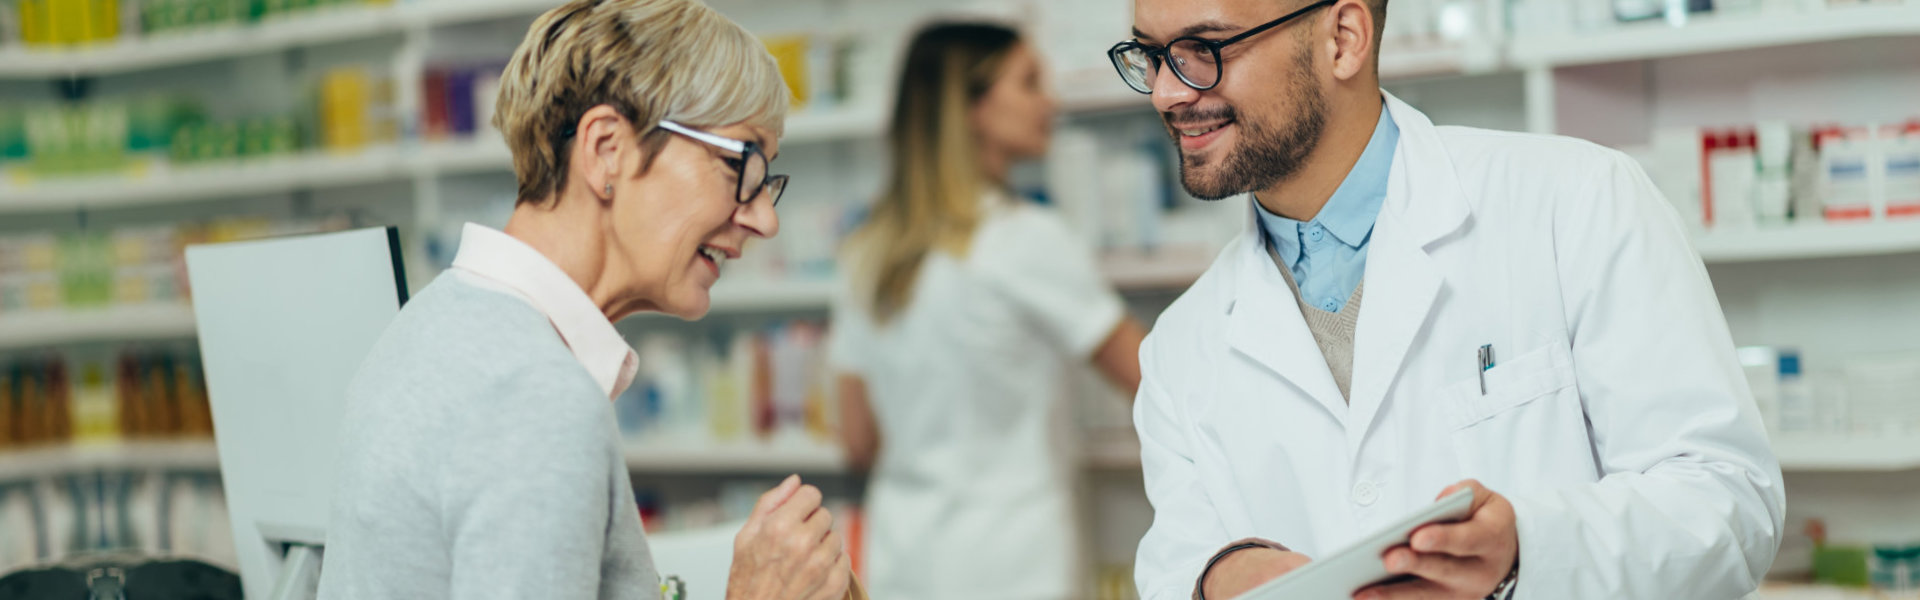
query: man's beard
[{"left": 1168, "top": 52, "right": 1327, "bottom": 201}]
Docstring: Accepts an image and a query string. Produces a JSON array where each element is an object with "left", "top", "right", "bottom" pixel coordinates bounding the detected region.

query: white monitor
[{"left": 186, "top": 227, "right": 408, "bottom": 600}]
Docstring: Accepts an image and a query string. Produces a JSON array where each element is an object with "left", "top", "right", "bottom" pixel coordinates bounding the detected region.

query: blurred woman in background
[{"left": 828, "top": 22, "right": 1147, "bottom": 600}]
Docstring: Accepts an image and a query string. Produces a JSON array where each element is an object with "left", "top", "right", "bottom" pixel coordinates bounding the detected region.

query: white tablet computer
[{"left": 1237, "top": 488, "right": 1476, "bottom": 600}]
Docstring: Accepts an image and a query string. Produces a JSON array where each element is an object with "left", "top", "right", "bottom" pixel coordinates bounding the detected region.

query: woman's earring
[{"left": 604, "top": 183, "right": 614, "bottom": 198}]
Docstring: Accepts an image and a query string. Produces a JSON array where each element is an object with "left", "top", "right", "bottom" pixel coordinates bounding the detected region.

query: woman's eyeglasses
[{"left": 657, "top": 120, "right": 789, "bottom": 207}]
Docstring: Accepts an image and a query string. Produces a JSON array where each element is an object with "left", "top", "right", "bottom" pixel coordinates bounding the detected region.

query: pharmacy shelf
[
  {"left": 409, "top": 0, "right": 568, "bottom": 25},
  {"left": 0, "top": 103, "right": 890, "bottom": 215},
  {"left": 0, "top": 1, "right": 575, "bottom": 79},
  {"left": 0, "top": 282, "right": 824, "bottom": 351},
  {"left": 1101, "top": 247, "right": 1220, "bottom": 291},
  {"left": 623, "top": 278, "right": 835, "bottom": 321},
  {"left": 0, "top": 304, "right": 198, "bottom": 350},
  {"left": 785, "top": 105, "right": 889, "bottom": 145},
  {"left": 1774, "top": 435, "right": 1920, "bottom": 472},
  {"left": 1693, "top": 220, "right": 1920, "bottom": 264},
  {"left": 705, "top": 279, "right": 836, "bottom": 314},
  {"left": 0, "top": 148, "right": 415, "bottom": 214},
  {"left": 1510, "top": 3, "right": 1920, "bottom": 68},
  {"left": 0, "top": 4, "right": 411, "bottom": 79},
  {"left": 1084, "top": 434, "right": 1144, "bottom": 471},
  {"left": 623, "top": 439, "right": 847, "bottom": 474},
  {"left": 1378, "top": 39, "right": 1506, "bottom": 80},
  {"left": 419, "top": 138, "right": 515, "bottom": 176},
  {"left": 0, "top": 440, "right": 220, "bottom": 482}
]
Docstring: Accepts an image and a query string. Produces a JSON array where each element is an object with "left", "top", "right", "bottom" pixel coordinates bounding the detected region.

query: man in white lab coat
[{"left": 1109, "top": 0, "right": 1785, "bottom": 598}]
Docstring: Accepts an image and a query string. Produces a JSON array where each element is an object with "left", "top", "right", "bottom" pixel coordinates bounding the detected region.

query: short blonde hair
[{"left": 492, "top": 0, "right": 790, "bottom": 205}]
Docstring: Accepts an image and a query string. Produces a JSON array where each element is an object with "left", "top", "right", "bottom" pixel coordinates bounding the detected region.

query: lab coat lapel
[
  {"left": 1225, "top": 215, "right": 1350, "bottom": 423},
  {"left": 1346, "top": 93, "right": 1471, "bottom": 449}
]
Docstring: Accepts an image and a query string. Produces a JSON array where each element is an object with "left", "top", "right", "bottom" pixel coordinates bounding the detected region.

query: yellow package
[
  {"left": 84, "top": 0, "right": 119, "bottom": 44},
  {"left": 761, "top": 35, "right": 810, "bottom": 109},
  {"left": 319, "top": 68, "right": 371, "bottom": 151}
]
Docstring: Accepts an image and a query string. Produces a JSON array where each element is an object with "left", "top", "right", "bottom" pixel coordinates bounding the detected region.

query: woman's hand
[{"left": 726, "top": 475, "right": 852, "bottom": 600}]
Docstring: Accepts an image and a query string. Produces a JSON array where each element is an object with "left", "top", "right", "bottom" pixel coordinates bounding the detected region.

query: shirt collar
[
  {"left": 451, "top": 223, "right": 639, "bottom": 401},
  {"left": 1254, "top": 105, "right": 1399, "bottom": 251}
]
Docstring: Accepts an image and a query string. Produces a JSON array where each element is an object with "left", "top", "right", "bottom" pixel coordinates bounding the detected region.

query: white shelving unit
[
  {"left": 0, "top": 0, "right": 570, "bottom": 79},
  {"left": 784, "top": 105, "right": 889, "bottom": 144},
  {"left": 1511, "top": 3, "right": 1920, "bottom": 68},
  {"left": 0, "top": 280, "right": 835, "bottom": 348},
  {"left": 1100, "top": 247, "right": 1220, "bottom": 291},
  {"left": 1774, "top": 435, "right": 1920, "bottom": 472},
  {"left": 0, "top": 4, "right": 409, "bottom": 78},
  {"left": 0, "top": 303, "right": 199, "bottom": 350},
  {"left": 0, "top": 440, "right": 220, "bottom": 482},
  {"left": 703, "top": 279, "right": 836, "bottom": 313},
  {"left": 0, "top": 104, "right": 892, "bottom": 215},
  {"left": 1692, "top": 221, "right": 1920, "bottom": 264},
  {"left": 0, "top": 148, "right": 415, "bottom": 214}
]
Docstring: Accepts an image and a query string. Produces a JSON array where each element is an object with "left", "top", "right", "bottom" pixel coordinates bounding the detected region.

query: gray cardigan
[{"left": 316, "top": 273, "right": 660, "bottom": 600}]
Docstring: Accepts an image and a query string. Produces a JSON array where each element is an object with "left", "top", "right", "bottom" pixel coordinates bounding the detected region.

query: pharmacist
[{"left": 1114, "top": 0, "right": 1785, "bottom": 598}]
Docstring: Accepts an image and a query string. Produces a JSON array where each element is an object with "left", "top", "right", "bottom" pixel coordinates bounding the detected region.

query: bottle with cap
[{"left": 1776, "top": 350, "right": 1816, "bottom": 433}]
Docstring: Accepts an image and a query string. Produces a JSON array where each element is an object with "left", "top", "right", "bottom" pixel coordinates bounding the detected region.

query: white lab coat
[
  {"left": 830, "top": 192, "right": 1127, "bottom": 600},
  {"left": 1132, "top": 94, "right": 1784, "bottom": 600}
]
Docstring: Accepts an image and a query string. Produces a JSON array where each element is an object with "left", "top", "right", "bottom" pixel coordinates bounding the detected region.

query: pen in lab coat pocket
[{"left": 1477, "top": 344, "right": 1495, "bottom": 395}]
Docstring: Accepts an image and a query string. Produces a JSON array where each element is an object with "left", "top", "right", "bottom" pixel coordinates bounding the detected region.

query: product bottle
[
  {"left": 1776, "top": 351, "right": 1816, "bottom": 434},
  {"left": 1738, "top": 346, "right": 1781, "bottom": 434},
  {"left": 1755, "top": 123, "right": 1793, "bottom": 225}
]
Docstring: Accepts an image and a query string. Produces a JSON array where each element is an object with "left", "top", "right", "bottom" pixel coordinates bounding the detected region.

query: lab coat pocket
[{"left": 1444, "top": 343, "right": 1576, "bottom": 430}]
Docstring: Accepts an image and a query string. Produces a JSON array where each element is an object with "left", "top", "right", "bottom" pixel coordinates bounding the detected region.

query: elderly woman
[{"left": 315, "top": 1, "right": 850, "bottom": 599}]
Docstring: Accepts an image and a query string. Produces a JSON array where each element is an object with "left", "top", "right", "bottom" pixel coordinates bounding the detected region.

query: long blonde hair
[{"left": 851, "top": 23, "right": 1020, "bottom": 323}]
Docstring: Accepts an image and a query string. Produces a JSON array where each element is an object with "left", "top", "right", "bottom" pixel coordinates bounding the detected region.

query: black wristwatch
[{"left": 1193, "top": 539, "right": 1288, "bottom": 600}]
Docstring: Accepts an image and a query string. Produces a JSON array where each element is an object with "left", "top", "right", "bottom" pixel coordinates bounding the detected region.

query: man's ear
[{"left": 1326, "top": 0, "right": 1377, "bottom": 82}]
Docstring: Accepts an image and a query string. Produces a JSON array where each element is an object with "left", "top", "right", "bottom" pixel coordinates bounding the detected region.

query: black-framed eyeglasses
[
  {"left": 656, "top": 120, "right": 789, "bottom": 207},
  {"left": 1107, "top": 0, "right": 1336, "bottom": 94}
]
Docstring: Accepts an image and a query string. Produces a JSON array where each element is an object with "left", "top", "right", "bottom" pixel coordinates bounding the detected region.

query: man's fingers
[
  {"left": 1382, "top": 547, "right": 1482, "bottom": 591},
  {"left": 1353, "top": 576, "right": 1450, "bottom": 600},
  {"left": 1437, "top": 479, "right": 1492, "bottom": 515},
  {"left": 752, "top": 474, "right": 803, "bottom": 517},
  {"left": 1409, "top": 517, "right": 1499, "bottom": 557}
]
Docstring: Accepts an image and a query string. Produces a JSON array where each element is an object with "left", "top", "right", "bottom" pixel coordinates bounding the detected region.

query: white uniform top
[
  {"left": 1131, "top": 93, "right": 1783, "bottom": 600},
  {"left": 828, "top": 192, "right": 1126, "bottom": 600}
]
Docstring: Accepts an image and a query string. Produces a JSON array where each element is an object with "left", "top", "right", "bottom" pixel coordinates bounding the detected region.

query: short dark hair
[{"left": 1368, "top": 0, "right": 1389, "bottom": 63}]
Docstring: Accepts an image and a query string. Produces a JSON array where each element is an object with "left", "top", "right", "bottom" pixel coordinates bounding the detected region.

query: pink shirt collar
[{"left": 450, "top": 223, "right": 639, "bottom": 401}]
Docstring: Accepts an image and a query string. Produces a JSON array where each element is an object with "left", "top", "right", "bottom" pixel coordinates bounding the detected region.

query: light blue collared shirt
[{"left": 1254, "top": 105, "right": 1398, "bottom": 314}]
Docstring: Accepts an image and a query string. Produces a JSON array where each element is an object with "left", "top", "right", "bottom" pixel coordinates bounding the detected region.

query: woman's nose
[{"left": 735, "top": 194, "right": 780, "bottom": 238}]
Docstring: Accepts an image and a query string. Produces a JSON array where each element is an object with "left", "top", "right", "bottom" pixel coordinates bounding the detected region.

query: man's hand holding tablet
[
  {"left": 1359, "top": 480, "right": 1520, "bottom": 600},
  {"left": 1212, "top": 481, "right": 1519, "bottom": 600}
]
